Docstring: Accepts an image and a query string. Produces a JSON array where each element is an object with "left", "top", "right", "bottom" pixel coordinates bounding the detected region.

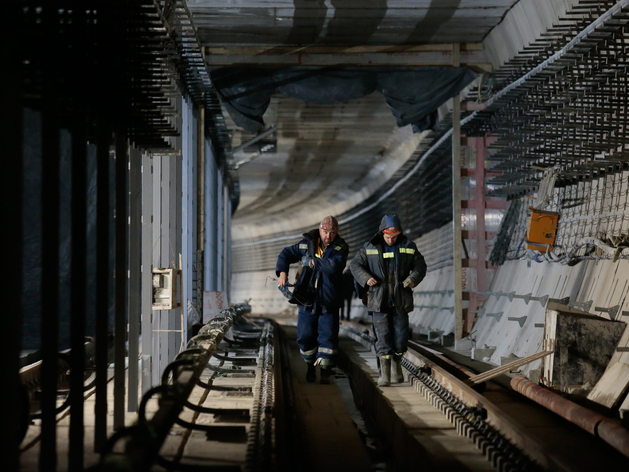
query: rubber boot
[
  {"left": 377, "top": 357, "right": 391, "bottom": 387},
  {"left": 320, "top": 367, "right": 332, "bottom": 385},
  {"left": 306, "top": 363, "right": 316, "bottom": 383},
  {"left": 391, "top": 354, "right": 404, "bottom": 383}
]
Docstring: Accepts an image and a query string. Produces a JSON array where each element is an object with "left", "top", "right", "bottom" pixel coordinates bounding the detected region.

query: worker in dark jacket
[
  {"left": 276, "top": 216, "right": 349, "bottom": 384},
  {"left": 350, "top": 215, "right": 426, "bottom": 386}
]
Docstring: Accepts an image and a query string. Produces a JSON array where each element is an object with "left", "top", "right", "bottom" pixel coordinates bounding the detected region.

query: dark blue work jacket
[
  {"left": 276, "top": 229, "right": 349, "bottom": 309},
  {"left": 350, "top": 233, "right": 426, "bottom": 313}
]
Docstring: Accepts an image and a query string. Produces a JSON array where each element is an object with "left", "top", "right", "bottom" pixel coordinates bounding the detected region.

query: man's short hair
[{"left": 320, "top": 216, "right": 339, "bottom": 231}]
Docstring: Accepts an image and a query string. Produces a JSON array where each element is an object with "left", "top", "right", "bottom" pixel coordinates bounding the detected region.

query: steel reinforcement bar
[
  {"left": 404, "top": 341, "right": 574, "bottom": 472},
  {"left": 341, "top": 325, "right": 575, "bottom": 472},
  {"left": 93, "top": 303, "right": 252, "bottom": 471}
]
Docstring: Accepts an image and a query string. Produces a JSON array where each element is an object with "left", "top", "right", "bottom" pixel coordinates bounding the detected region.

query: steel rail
[{"left": 244, "top": 322, "right": 276, "bottom": 472}]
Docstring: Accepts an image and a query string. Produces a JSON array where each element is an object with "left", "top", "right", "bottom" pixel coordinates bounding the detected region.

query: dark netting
[{"left": 212, "top": 66, "right": 477, "bottom": 133}]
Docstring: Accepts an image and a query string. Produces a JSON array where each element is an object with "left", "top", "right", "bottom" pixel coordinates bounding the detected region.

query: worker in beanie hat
[
  {"left": 276, "top": 216, "right": 349, "bottom": 384},
  {"left": 350, "top": 214, "right": 427, "bottom": 387}
]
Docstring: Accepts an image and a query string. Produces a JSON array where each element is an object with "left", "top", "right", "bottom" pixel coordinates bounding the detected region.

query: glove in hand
[
  {"left": 278, "top": 284, "right": 293, "bottom": 300},
  {"left": 402, "top": 277, "right": 413, "bottom": 289},
  {"left": 301, "top": 255, "right": 314, "bottom": 268}
]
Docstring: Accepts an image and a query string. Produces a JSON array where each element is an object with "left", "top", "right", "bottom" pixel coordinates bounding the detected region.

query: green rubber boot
[
  {"left": 392, "top": 354, "right": 404, "bottom": 383},
  {"left": 377, "top": 357, "right": 391, "bottom": 387}
]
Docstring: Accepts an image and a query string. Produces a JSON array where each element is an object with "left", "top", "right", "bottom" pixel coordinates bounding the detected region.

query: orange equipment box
[{"left": 525, "top": 207, "right": 559, "bottom": 253}]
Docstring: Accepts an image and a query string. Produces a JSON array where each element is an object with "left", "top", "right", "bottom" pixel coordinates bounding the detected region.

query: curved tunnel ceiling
[
  {"left": 230, "top": 94, "right": 423, "bottom": 239},
  {"left": 188, "top": 0, "right": 525, "bottom": 247},
  {"left": 188, "top": 1, "right": 519, "bottom": 46}
]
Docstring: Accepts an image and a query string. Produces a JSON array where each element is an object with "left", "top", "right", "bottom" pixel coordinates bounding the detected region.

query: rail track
[
  {"left": 93, "top": 303, "right": 287, "bottom": 472},
  {"left": 18, "top": 313, "right": 629, "bottom": 472},
  {"left": 341, "top": 325, "right": 629, "bottom": 472}
]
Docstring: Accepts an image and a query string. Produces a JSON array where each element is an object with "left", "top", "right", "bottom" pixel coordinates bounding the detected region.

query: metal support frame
[
  {"left": 465, "top": 137, "right": 488, "bottom": 335},
  {"left": 223, "top": 185, "right": 230, "bottom": 299},
  {"left": 205, "top": 145, "right": 218, "bottom": 291},
  {"left": 182, "top": 98, "right": 193, "bottom": 337},
  {"left": 128, "top": 146, "right": 142, "bottom": 412},
  {"left": 94, "top": 124, "right": 111, "bottom": 452},
  {"left": 1, "top": 3, "right": 23, "bottom": 467},
  {"left": 197, "top": 105, "right": 205, "bottom": 257},
  {"left": 152, "top": 156, "right": 162, "bottom": 386},
  {"left": 141, "top": 152, "right": 153, "bottom": 394},
  {"left": 161, "top": 156, "right": 172, "bottom": 378},
  {"left": 195, "top": 103, "right": 204, "bottom": 309},
  {"left": 452, "top": 43, "right": 463, "bottom": 340},
  {"left": 40, "top": 62, "right": 61, "bottom": 471},
  {"left": 69, "top": 95, "right": 88, "bottom": 472},
  {"left": 114, "top": 131, "right": 129, "bottom": 431},
  {"left": 216, "top": 170, "right": 225, "bottom": 292}
]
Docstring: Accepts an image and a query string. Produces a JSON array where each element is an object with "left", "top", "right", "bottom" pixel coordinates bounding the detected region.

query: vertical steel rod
[
  {"left": 94, "top": 125, "right": 110, "bottom": 451},
  {"left": 40, "top": 8, "right": 61, "bottom": 465},
  {"left": 128, "top": 147, "right": 142, "bottom": 412},
  {"left": 114, "top": 131, "right": 128, "bottom": 430},
  {"left": 452, "top": 43, "right": 463, "bottom": 340},
  {"left": 176, "top": 146, "right": 184, "bottom": 345},
  {"left": 68, "top": 3, "right": 88, "bottom": 467},
  {"left": 205, "top": 149, "right": 217, "bottom": 292},
  {"left": 141, "top": 152, "right": 154, "bottom": 394},
  {"left": 1, "top": 2, "right": 24, "bottom": 469},
  {"left": 69, "top": 105, "right": 88, "bottom": 472},
  {"left": 152, "top": 156, "right": 162, "bottom": 386},
  {"left": 223, "top": 186, "right": 230, "bottom": 297},
  {"left": 197, "top": 105, "right": 205, "bottom": 255}
]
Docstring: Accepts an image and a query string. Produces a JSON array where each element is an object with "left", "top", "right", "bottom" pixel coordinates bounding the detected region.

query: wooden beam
[
  {"left": 207, "top": 43, "right": 484, "bottom": 55},
  {"left": 204, "top": 44, "right": 491, "bottom": 70},
  {"left": 466, "top": 349, "right": 555, "bottom": 385}
]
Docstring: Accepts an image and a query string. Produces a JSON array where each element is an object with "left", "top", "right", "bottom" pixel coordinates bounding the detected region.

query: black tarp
[{"left": 211, "top": 66, "right": 477, "bottom": 133}]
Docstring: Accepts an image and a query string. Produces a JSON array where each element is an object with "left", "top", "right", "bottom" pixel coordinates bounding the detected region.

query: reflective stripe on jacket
[
  {"left": 349, "top": 233, "right": 426, "bottom": 313},
  {"left": 276, "top": 229, "right": 349, "bottom": 309}
]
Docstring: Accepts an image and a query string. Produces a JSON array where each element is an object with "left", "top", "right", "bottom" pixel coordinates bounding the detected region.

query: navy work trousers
[
  {"left": 297, "top": 304, "right": 339, "bottom": 367},
  {"left": 372, "top": 308, "right": 409, "bottom": 356}
]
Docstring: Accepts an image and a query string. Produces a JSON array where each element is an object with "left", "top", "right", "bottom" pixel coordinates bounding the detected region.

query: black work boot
[
  {"left": 320, "top": 367, "right": 332, "bottom": 384},
  {"left": 306, "top": 363, "right": 316, "bottom": 383}
]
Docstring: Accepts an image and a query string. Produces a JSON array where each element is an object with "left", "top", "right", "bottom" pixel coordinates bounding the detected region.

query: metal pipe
[
  {"left": 511, "top": 376, "right": 629, "bottom": 459},
  {"left": 452, "top": 42, "right": 463, "bottom": 340},
  {"left": 230, "top": 126, "right": 276, "bottom": 155}
]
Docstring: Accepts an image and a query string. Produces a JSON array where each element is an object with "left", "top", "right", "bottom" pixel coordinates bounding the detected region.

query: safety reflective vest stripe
[
  {"left": 318, "top": 347, "right": 337, "bottom": 355},
  {"left": 366, "top": 248, "right": 415, "bottom": 255}
]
